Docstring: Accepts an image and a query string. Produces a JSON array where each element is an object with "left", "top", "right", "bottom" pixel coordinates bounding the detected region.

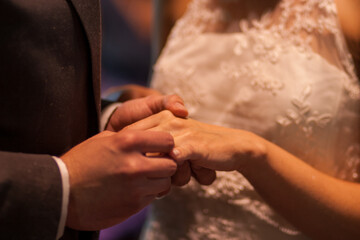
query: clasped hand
[
  {"left": 105, "top": 94, "right": 217, "bottom": 187},
  {"left": 61, "top": 95, "right": 217, "bottom": 231},
  {"left": 127, "top": 110, "right": 268, "bottom": 174}
]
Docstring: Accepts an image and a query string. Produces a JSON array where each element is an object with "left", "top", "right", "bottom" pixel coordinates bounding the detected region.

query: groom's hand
[
  {"left": 106, "top": 94, "right": 188, "bottom": 132},
  {"left": 61, "top": 130, "right": 177, "bottom": 230},
  {"left": 123, "top": 110, "right": 216, "bottom": 187}
]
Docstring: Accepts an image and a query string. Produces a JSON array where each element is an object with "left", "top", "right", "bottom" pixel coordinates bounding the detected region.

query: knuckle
[
  {"left": 118, "top": 156, "right": 144, "bottom": 179},
  {"left": 160, "top": 110, "right": 175, "bottom": 119},
  {"left": 116, "top": 132, "right": 139, "bottom": 150},
  {"left": 171, "top": 118, "right": 185, "bottom": 129},
  {"left": 145, "top": 95, "right": 161, "bottom": 110},
  {"left": 168, "top": 94, "right": 182, "bottom": 103}
]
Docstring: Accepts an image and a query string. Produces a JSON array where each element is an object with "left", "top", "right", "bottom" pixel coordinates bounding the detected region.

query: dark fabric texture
[
  {"left": 0, "top": 0, "right": 101, "bottom": 239},
  {"left": 0, "top": 152, "right": 62, "bottom": 240}
]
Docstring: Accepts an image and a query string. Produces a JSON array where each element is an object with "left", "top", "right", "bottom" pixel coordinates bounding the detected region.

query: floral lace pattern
[
  {"left": 145, "top": 0, "right": 360, "bottom": 239},
  {"left": 166, "top": 0, "right": 360, "bottom": 99},
  {"left": 276, "top": 85, "right": 332, "bottom": 137},
  {"left": 220, "top": 61, "right": 285, "bottom": 95},
  {"left": 152, "top": 63, "right": 206, "bottom": 115}
]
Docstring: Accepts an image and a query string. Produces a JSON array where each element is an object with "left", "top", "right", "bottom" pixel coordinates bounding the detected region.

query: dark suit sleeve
[{"left": 0, "top": 151, "right": 62, "bottom": 240}]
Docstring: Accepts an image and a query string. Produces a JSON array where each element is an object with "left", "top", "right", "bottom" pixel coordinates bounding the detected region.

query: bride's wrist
[{"left": 235, "top": 131, "right": 268, "bottom": 174}]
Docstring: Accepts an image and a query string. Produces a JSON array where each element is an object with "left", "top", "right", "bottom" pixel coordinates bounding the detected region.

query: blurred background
[
  {"left": 101, "top": 0, "right": 190, "bottom": 95},
  {"left": 99, "top": 0, "right": 189, "bottom": 239}
]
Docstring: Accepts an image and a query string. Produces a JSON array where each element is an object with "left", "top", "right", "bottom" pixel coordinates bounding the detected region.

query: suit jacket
[{"left": 0, "top": 0, "right": 101, "bottom": 239}]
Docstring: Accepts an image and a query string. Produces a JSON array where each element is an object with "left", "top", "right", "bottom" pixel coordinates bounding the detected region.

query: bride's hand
[
  {"left": 171, "top": 160, "right": 216, "bottom": 186},
  {"left": 127, "top": 111, "right": 360, "bottom": 239},
  {"left": 126, "top": 111, "right": 268, "bottom": 172}
]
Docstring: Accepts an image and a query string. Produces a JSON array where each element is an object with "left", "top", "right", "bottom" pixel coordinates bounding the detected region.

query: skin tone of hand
[
  {"left": 128, "top": 111, "right": 360, "bottom": 240},
  {"left": 61, "top": 130, "right": 177, "bottom": 231},
  {"left": 106, "top": 94, "right": 216, "bottom": 186},
  {"left": 106, "top": 94, "right": 188, "bottom": 132}
]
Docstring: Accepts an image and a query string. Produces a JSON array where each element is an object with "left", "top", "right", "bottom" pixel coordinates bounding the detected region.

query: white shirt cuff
[
  {"left": 53, "top": 156, "right": 70, "bottom": 240},
  {"left": 100, "top": 102, "right": 122, "bottom": 131}
]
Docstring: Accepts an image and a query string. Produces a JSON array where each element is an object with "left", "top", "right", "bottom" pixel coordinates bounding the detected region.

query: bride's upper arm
[
  {"left": 335, "top": 0, "right": 360, "bottom": 77},
  {"left": 335, "top": 0, "right": 360, "bottom": 41}
]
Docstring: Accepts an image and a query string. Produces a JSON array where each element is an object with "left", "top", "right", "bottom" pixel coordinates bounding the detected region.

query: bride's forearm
[
  {"left": 132, "top": 111, "right": 360, "bottom": 238},
  {"left": 239, "top": 139, "right": 360, "bottom": 239}
]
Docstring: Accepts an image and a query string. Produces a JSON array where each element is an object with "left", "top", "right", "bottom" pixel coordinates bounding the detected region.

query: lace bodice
[{"left": 142, "top": 0, "right": 360, "bottom": 239}]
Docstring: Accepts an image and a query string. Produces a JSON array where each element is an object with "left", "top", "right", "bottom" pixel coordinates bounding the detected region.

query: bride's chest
[
  {"left": 152, "top": 34, "right": 360, "bottom": 180},
  {"left": 153, "top": 33, "right": 357, "bottom": 129}
]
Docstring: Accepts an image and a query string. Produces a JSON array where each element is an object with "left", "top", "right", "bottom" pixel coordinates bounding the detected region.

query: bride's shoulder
[
  {"left": 335, "top": 0, "right": 360, "bottom": 74},
  {"left": 335, "top": 0, "right": 360, "bottom": 41}
]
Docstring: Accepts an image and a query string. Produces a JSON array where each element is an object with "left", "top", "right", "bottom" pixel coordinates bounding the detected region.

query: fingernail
[
  {"left": 174, "top": 102, "right": 186, "bottom": 111},
  {"left": 172, "top": 148, "right": 180, "bottom": 157}
]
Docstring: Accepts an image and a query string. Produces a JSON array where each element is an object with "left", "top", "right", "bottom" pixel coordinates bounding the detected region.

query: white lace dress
[{"left": 142, "top": 0, "right": 360, "bottom": 239}]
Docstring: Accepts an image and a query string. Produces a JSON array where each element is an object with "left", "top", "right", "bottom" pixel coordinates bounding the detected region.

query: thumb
[{"left": 146, "top": 94, "right": 188, "bottom": 118}]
